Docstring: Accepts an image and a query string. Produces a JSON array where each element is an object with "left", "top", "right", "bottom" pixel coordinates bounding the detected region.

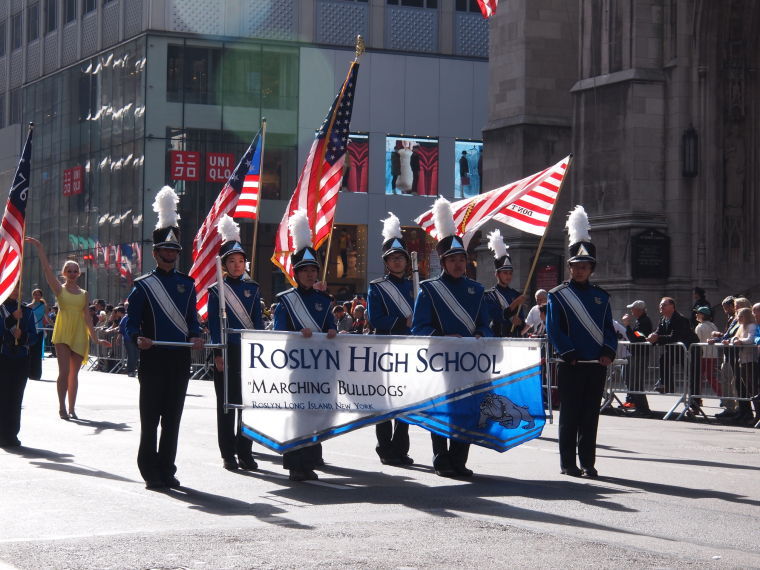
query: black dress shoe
[
  {"left": 163, "top": 475, "right": 181, "bottom": 488},
  {"left": 434, "top": 468, "right": 457, "bottom": 478},
  {"left": 379, "top": 456, "right": 403, "bottom": 466},
  {"left": 581, "top": 467, "right": 598, "bottom": 478},
  {"left": 452, "top": 465, "right": 474, "bottom": 477},
  {"left": 560, "top": 466, "right": 582, "bottom": 477},
  {"left": 398, "top": 455, "right": 414, "bottom": 466},
  {"left": 237, "top": 454, "right": 258, "bottom": 471},
  {"left": 145, "top": 479, "right": 167, "bottom": 490},
  {"left": 289, "top": 469, "right": 319, "bottom": 481},
  {"left": 223, "top": 458, "right": 239, "bottom": 471}
]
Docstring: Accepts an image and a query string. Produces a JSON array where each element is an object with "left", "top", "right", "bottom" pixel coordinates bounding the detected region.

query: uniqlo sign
[
  {"left": 170, "top": 151, "right": 201, "bottom": 181},
  {"left": 206, "top": 153, "right": 235, "bottom": 183},
  {"left": 62, "top": 166, "right": 84, "bottom": 196}
]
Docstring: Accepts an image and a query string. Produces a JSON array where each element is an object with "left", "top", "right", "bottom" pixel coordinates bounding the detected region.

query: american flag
[
  {"left": 415, "top": 155, "right": 570, "bottom": 247},
  {"left": 477, "top": 0, "right": 499, "bottom": 18},
  {"left": 232, "top": 131, "right": 263, "bottom": 219},
  {"left": 189, "top": 131, "right": 262, "bottom": 317},
  {"left": 271, "top": 61, "right": 360, "bottom": 285},
  {"left": 117, "top": 244, "right": 133, "bottom": 285},
  {"left": 0, "top": 126, "right": 33, "bottom": 304}
]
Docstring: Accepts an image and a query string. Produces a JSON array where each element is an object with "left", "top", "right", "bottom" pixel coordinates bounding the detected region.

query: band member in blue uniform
[
  {"left": 0, "top": 285, "right": 38, "bottom": 447},
  {"left": 367, "top": 213, "right": 414, "bottom": 466},
  {"left": 485, "top": 229, "right": 528, "bottom": 337},
  {"left": 127, "top": 187, "right": 203, "bottom": 490},
  {"left": 273, "top": 210, "right": 337, "bottom": 481},
  {"left": 546, "top": 206, "right": 616, "bottom": 478},
  {"left": 412, "top": 198, "right": 492, "bottom": 478},
  {"left": 208, "top": 215, "right": 264, "bottom": 472}
]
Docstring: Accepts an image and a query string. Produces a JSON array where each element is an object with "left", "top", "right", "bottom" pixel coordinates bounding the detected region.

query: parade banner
[{"left": 239, "top": 331, "right": 545, "bottom": 454}]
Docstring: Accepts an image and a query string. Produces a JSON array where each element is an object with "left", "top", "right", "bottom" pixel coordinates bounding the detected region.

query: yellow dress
[{"left": 51, "top": 288, "right": 90, "bottom": 364}]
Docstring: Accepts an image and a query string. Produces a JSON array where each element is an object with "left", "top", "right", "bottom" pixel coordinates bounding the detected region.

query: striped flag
[
  {"left": 232, "top": 136, "right": 263, "bottom": 219},
  {"left": 0, "top": 125, "right": 33, "bottom": 304},
  {"left": 271, "top": 61, "right": 360, "bottom": 285},
  {"left": 415, "top": 155, "right": 569, "bottom": 247},
  {"left": 189, "top": 131, "right": 262, "bottom": 317},
  {"left": 477, "top": 0, "right": 498, "bottom": 18}
]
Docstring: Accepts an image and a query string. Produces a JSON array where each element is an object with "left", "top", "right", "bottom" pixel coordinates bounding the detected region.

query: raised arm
[{"left": 25, "top": 237, "right": 62, "bottom": 297}]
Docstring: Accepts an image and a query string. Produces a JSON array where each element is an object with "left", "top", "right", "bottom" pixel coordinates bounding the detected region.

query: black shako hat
[
  {"left": 152, "top": 186, "right": 182, "bottom": 251},
  {"left": 288, "top": 209, "right": 320, "bottom": 271},
  {"left": 565, "top": 205, "right": 596, "bottom": 265}
]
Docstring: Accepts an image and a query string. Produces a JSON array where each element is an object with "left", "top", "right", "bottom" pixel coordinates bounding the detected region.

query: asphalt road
[{"left": 1, "top": 359, "right": 759, "bottom": 569}]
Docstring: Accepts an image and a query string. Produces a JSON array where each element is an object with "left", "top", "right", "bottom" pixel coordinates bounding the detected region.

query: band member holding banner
[
  {"left": 208, "top": 215, "right": 264, "bottom": 472},
  {"left": 546, "top": 206, "right": 616, "bottom": 478},
  {"left": 127, "top": 187, "right": 203, "bottom": 490},
  {"left": 274, "top": 210, "right": 337, "bottom": 481},
  {"left": 485, "top": 229, "right": 528, "bottom": 337},
  {"left": 367, "top": 213, "right": 414, "bottom": 466},
  {"left": 412, "top": 198, "right": 492, "bottom": 478}
]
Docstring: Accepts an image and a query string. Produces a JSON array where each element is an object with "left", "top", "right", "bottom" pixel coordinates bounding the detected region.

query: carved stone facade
[{"left": 484, "top": 0, "right": 760, "bottom": 315}]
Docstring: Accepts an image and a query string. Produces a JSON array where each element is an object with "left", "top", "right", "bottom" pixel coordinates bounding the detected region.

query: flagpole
[
  {"left": 320, "top": 35, "right": 364, "bottom": 284},
  {"left": 250, "top": 118, "right": 266, "bottom": 279},
  {"left": 15, "top": 123, "right": 34, "bottom": 343},
  {"left": 511, "top": 154, "right": 574, "bottom": 333}
]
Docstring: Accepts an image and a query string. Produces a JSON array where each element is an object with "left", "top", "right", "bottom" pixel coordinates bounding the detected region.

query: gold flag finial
[{"left": 354, "top": 35, "right": 365, "bottom": 61}]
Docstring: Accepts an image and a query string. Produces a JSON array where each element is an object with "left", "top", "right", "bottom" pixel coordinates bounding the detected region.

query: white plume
[
  {"left": 566, "top": 205, "right": 591, "bottom": 245},
  {"left": 381, "top": 212, "right": 402, "bottom": 241},
  {"left": 217, "top": 214, "right": 241, "bottom": 244},
  {"left": 487, "top": 229, "right": 509, "bottom": 259},
  {"left": 153, "top": 186, "right": 180, "bottom": 229},
  {"left": 432, "top": 197, "right": 457, "bottom": 239},
  {"left": 288, "top": 209, "right": 313, "bottom": 252}
]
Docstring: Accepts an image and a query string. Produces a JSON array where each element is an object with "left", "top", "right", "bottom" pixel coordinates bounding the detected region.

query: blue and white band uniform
[
  {"left": 412, "top": 273, "right": 492, "bottom": 338},
  {"left": 274, "top": 288, "right": 336, "bottom": 333},
  {"left": 486, "top": 284, "right": 524, "bottom": 337},
  {"left": 546, "top": 281, "right": 617, "bottom": 362},
  {"left": 367, "top": 274, "right": 414, "bottom": 335},
  {"left": 208, "top": 276, "right": 265, "bottom": 345},
  {"left": 126, "top": 268, "right": 202, "bottom": 344}
]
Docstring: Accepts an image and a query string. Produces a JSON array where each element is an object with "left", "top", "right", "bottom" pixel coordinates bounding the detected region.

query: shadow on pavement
[
  {"left": 69, "top": 417, "right": 132, "bottom": 435},
  {"left": 5, "top": 445, "right": 136, "bottom": 483},
  {"left": 599, "top": 476, "right": 760, "bottom": 508},
  {"left": 538, "top": 436, "right": 638, "bottom": 455},
  {"left": 596, "top": 453, "right": 760, "bottom": 472}
]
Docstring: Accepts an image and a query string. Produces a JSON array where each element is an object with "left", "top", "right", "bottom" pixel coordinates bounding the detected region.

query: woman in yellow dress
[{"left": 26, "top": 237, "right": 110, "bottom": 420}]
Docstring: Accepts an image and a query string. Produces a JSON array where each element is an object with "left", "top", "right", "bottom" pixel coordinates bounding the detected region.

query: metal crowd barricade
[
  {"left": 87, "top": 329, "right": 126, "bottom": 373},
  {"left": 688, "top": 343, "right": 760, "bottom": 428},
  {"left": 190, "top": 331, "right": 215, "bottom": 380}
]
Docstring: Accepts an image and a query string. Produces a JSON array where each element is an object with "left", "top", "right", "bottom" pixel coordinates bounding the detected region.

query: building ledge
[
  {"left": 483, "top": 114, "right": 571, "bottom": 132},
  {"left": 570, "top": 68, "right": 666, "bottom": 93}
]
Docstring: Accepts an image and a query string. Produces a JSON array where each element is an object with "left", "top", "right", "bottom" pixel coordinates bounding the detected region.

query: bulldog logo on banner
[{"left": 239, "top": 332, "right": 546, "bottom": 453}]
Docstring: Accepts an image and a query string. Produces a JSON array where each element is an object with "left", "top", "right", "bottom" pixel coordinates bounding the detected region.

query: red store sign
[
  {"left": 170, "top": 151, "right": 201, "bottom": 181},
  {"left": 62, "top": 165, "right": 84, "bottom": 196},
  {"left": 206, "top": 153, "right": 236, "bottom": 183}
]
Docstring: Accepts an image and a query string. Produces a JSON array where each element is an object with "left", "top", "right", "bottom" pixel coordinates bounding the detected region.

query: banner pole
[
  {"left": 15, "top": 123, "right": 34, "bottom": 344},
  {"left": 511, "top": 154, "right": 574, "bottom": 333},
  {"left": 250, "top": 118, "right": 266, "bottom": 279}
]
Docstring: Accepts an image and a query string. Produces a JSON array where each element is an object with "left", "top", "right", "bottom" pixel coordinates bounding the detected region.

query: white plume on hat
[
  {"left": 381, "top": 212, "right": 402, "bottom": 241},
  {"left": 153, "top": 186, "right": 180, "bottom": 229},
  {"left": 217, "top": 214, "right": 241, "bottom": 243},
  {"left": 487, "top": 229, "right": 509, "bottom": 260},
  {"left": 566, "top": 205, "right": 591, "bottom": 246},
  {"left": 432, "top": 197, "right": 457, "bottom": 239},
  {"left": 288, "top": 209, "right": 313, "bottom": 252}
]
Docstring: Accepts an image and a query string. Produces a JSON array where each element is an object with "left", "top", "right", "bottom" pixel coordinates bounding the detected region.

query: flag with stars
[
  {"left": 0, "top": 125, "right": 33, "bottom": 304},
  {"left": 272, "top": 61, "right": 360, "bottom": 285},
  {"left": 189, "top": 131, "right": 262, "bottom": 317}
]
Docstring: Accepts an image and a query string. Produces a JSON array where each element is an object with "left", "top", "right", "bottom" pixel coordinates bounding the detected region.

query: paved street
[{"left": 1, "top": 359, "right": 759, "bottom": 569}]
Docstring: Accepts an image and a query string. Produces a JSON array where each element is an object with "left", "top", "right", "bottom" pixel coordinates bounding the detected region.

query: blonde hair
[
  {"left": 736, "top": 307, "right": 754, "bottom": 336},
  {"left": 734, "top": 297, "right": 751, "bottom": 310},
  {"left": 61, "top": 260, "right": 80, "bottom": 277}
]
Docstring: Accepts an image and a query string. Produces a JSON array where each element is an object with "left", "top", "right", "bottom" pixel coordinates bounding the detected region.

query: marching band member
[
  {"left": 546, "top": 206, "right": 616, "bottom": 478},
  {"left": 208, "top": 215, "right": 264, "bottom": 472},
  {"left": 367, "top": 213, "right": 414, "bottom": 466},
  {"left": 273, "top": 210, "right": 337, "bottom": 481},
  {"left": 126, "top": 187, "right": 203, "bottom": 490},
  {"left": 485, "top": 229, "right": 528, "bottom": 337},
  {"left": 412, "top": 198, "right": 492, "bottom": 478}
]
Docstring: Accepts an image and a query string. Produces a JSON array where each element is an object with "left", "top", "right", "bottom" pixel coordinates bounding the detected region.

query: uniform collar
[
  {"left": 441, "top": 272, "right": 464, "bottom": 285},
  {"left": 570, "top": 279, "right": 591, "bottom": 290},
  {"left": 386, "top": 273, "right": 406, "bottom": 283},
  {"left": 154, "top": 267, "right": 176, "bottom": 277}
]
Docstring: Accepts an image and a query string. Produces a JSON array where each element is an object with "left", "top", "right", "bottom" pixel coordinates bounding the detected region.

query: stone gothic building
[{"left": 482, "top": 0, "right": 759, "bottom": 316}]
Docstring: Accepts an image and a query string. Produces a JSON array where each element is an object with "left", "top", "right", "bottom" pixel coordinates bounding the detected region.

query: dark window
[
  {"left": 65, "top": 0, "right": 78, "bottom": 23},
  {"left": 11, "top": 13, "right": 22, "bottom": 50},
  {"left": 103, "top": 0, "right": 116, "bottom": 4},
  {"left": 0, "top": 93, "right": 5, "bottom": 128},
  {"left": 44, "top": 0, "right": 57, "bottom": 34},
  {"left": 28, "top": 3, "right": 40, "bottom": 42},
  {"left": 0, "top": 20, "right": 6, "bottom": 57},
  {"left": 387, "top": 0, "right": 437, "bottom": 7},
  {"left": 78, "top": 68, "right": 98, "bottom": 121},
  {"left": 455, "top": 0, "right": 481, "bottom": 11},
  {"left": 9, "top": 88, "right": 22, "bottom": 125},
  {"left": 83, "top": 0, "right": 95, "bottom": 15},
  {"left": 166, "top": 45, "right": 221, "bottom": 105}
]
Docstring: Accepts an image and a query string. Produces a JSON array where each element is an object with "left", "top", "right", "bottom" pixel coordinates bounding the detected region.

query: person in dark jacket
[
  {"left": 647, "top": 297, "right": 698, "bottom": 394},
  {"left": 690, "top": 287, "right": 712, "bottom": 327},
  {"left": 621, "top": 300, "right": 654, "bottom": 416}
]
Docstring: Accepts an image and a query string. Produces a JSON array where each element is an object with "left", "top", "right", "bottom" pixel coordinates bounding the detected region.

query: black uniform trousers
[
  {"left": 431, "top": 434, "right": 469, "bottom": 471},
  {"left": 0, "top": 356, "right": 28, "bottom": 445},
  {"left": 27, "top": 337, "right": 43, "bottom": 380},
  {"left": 137, "top": 347, "right": 191, "bottom": 482},
  {"left": 375, "top": 419, "right": 410, "bottom": 460},
  {"left": 557, "top": 362, "right": 606, "bottom": 470},
  {"left": 283, "top": 443, "right": 322, "bottom": 471},
  {"left": 213, "top": 343, "right": 253, "bottom": 460}
]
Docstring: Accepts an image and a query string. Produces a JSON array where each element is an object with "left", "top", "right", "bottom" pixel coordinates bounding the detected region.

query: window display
[
  {"left": 341, "top": 134, "right": 369, "bottom": 193},
  {"left": 385, "top": 136, "right": 438, "bottom": 196},
  {"left": 454, "top": 140, "right": 483, "bottom": 198},
  {"left": 325, "top": 224, "right": 367, "bottom": 299}
]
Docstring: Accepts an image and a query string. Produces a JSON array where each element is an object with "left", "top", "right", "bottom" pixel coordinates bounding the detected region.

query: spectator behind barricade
[
  {"left": 47, "top": 306, "right": 58, "bottom": 356},
  {"left": 728, "top": 307, "right": 757, "bottom": 424},
  {"left": 348, "top": 305, "right": 368, "bottom": 334},
  {"left": 647, "top": 297, "right": 699, "bottom": 395},
  {"left": 711, "top": 296, "right": 737, "bottom": 341},
  {"left": 522, "top": 289, "right": 548, "bottom": 336},
  {"left": 694, "top": 306, "right": 720, "bottom": 398},
  {"left": 621, "top": 300, "right": 654, "bottom": 415},
  {"left": 333, "top": 305, "right": 354, "bottom": 333},
  {"left": 691, "top": 287, "right": 712, "bottom": 327},
  {"left": 28, "top": 288, "right": 49, "bottom": 381},
  {"left": 753, "top": 303, "right": 760, "bottom": 342},
  {"left": 266, "top": 303, "right": 278, "bottom": 330},
  {"left": 710, "top": 297, "right": 741, "bottom": 419},
  {"left": 612, "top": 320, "right": 629, "bottom": 359},
  {"left": 343, "top": 300, "right": 353, "bottom": 315},
  {"left": 527, "top": 305, "right": 547, "bottom": 338}
]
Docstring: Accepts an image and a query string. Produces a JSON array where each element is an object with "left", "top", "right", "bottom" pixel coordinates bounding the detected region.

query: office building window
[
  {"left": 454, "top": 140, "right": 483, "bottom": 198},
  {"left": 11, "top": 13, "right": 22, "bottom": 50},
  {"left": 0, "top": 20, "right": 6, "bottom": 57},
  {"left": 385, "top": 136, "right": 439, "bottom": 196},
  {"left": 28, "top": 3, "right": 40, "bottom": 42},
  {"left": 9, "top": 88, "right": 22, "bottom": 125},
  {"left": 65, "top": 0, "right": 77, "bottom": 23},
  {"left": 45, "top": 0, "right": 57, "bottom": 34},
  {"left": 455, "top": 0, "right": 481, "bottom": 11},
  {"left": 83, "top": 0, "right": 96, "bottom": 15},
  {"left": 0, "top": 93, "right": 5, "bottom": 129},
  {"left": 387, "top": 0, "right": 437, "bottom": 7}
]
